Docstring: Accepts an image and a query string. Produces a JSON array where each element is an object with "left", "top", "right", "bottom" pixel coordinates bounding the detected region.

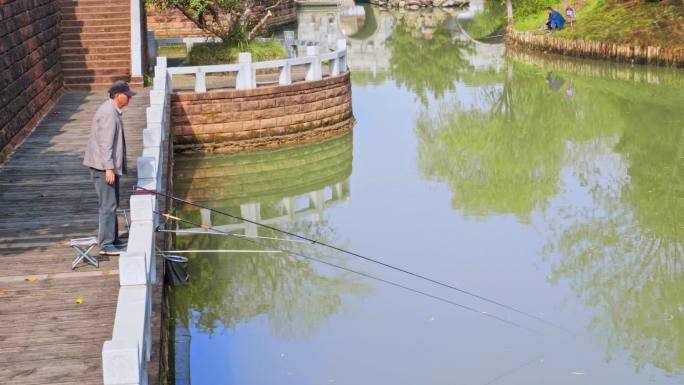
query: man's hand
[{"left": 105, "top": 169, "right": 116, "bottom": 185}]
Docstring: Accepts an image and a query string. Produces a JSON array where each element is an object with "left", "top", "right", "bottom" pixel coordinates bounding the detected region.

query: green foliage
[
  {"left": 513, "top": 0, "right": 557, "bottom": 20},
  {"left": 187, "top": 40, "right": 286, "bottom": 65},
  {"left": 514, "top": 0, "right": 684, "bottom": 48},
  {"left": 147, "top": 0, "right": 276, "bottom": 44},
  {"left": 386, "top": 14, "right": 474, "bottom": 105}
]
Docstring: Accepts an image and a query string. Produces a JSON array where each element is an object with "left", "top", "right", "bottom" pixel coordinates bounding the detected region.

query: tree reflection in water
[
  {"left": 171, "top": 133, "right": 370, "bottom": 338},
  {"left": 386, "top": 10, "right": 474, "bottom": 105},
  {"left": 415, "top": 57, "right": 684, "bottom": 373}
]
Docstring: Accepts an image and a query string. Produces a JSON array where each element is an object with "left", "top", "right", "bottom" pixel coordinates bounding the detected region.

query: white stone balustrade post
[
  {"left": 236, "top": 53, "right": 256, "bottom": 90},
  {"left": 153, "top": 57, "right": 172, "bottom": 93},
  {"left": 306, "top": 46, "right": 322, "bottom": 81},
  {"left": 337, "top": 39, "right": 348, "bottom": 73},
  {"left": 195, "top": 69, "right": 206, "bottom": 93},
  {"left": 102, "top": 340, "right": 142, "bottom": 385},
  {"left": 284, "top": 30, "right": 296, "bottom": 58},
  {"left": 279, "top": 62, "right": 292, "bottom": 85}
]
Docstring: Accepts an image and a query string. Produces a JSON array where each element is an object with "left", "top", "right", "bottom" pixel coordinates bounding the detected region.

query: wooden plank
[{"left": 0, "top": 90, "right": 153, "bottom": 385}]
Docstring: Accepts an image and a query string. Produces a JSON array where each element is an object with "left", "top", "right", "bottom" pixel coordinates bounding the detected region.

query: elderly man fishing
[{"left": 83, "top": 80, "right": 135, "bottom": 256}]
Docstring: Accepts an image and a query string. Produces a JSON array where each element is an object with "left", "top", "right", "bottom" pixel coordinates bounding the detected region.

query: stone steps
[
  {"left": 62, "top": 31, "right": 131, "bottom": 40},
  {"left": 60, "top": 11, "right": 131, "bottom": 21},
  {"left": 62, "top": 59, "right": 131, "bottom": 69},
  {"left": 57, "top": 0, "right": 133, "bottom": 90},
  {"left": 61, "top": 37, "right": 130, "bottom": 48},
  {"left": 61, "top": 46, "right": 130, "bottom": 55},
  {"left": 63, "top": 75, "right": 132, "bottom": 91},
  {"left": 63, "top": 67, "right": 131, "bottom": 77},
  {"left": 61, "top": 24, "right": 130, "bottom": 34},
  {"left": 61, "top": 52, "right": 131, "bottom": 62},
  {"left": 60, "top": 17, "right": 132, "bottom": 28}
]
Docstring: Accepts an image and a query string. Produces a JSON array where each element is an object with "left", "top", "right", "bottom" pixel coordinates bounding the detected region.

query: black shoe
[
  {"left": 99, "top": 244, "right": 124, "bottom": 256},
  {"left": 113, "top": 239, "right": 128, "bottom": 248}
]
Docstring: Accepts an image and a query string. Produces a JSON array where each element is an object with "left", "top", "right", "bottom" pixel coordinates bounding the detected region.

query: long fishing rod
[
  {"left": 138, "top": 185, "right": 567, "bottom": 333},
  {"left": 156, "top": 210, "right": 537, "bottom": 333}
]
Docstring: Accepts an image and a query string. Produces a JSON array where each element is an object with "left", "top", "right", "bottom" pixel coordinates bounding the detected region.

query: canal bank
[
  {"left": 164, "top": 4, "right": 683, "bottom": 384},
  {"left": 506, "top": 29, "right": 684, "bottom": 67},
  {"left": 507, "top": 0, "right": 684, "bottom": 66}
]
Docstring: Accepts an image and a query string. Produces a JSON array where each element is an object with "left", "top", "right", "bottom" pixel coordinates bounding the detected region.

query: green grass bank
[{"left": 514, "top": 0, "right": 684, "bottom": 50}]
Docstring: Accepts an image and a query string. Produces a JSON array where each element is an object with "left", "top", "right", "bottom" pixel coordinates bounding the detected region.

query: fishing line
[
  {"left": 139, "top": 186, "right": 567, "bottom": 333},
  {"left": 158, "top": 228, "right": 312, "bottom": 244},
  {"left": 156, "top": 210, "right": 537, "bottom": 333}
]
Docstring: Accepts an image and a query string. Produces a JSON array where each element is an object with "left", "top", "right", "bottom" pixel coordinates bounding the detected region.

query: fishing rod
[
  {"left": 138, "top": 185, "right": 568, "bottom": 333},
  {"left": 156, "top": 210, "right": 537, "bottom": 333},
  {"left": 158, "top": 228, "right": 312, "bottom": 244}
]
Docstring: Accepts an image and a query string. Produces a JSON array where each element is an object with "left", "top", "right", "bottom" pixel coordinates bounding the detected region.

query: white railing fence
[
  {"left": 102, "top": 58, "right": 171, "bottom": 385},
  {"left": 150, "top": 30, "right": 319, "bottom": 59},
  {"left": 161, "top": 39, "right": 347, "bottom": 93}
]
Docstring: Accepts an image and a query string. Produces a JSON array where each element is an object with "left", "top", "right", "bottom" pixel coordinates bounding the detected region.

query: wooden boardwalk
[{"left": 0, "top": 90, "right": 158, "bottom": 385}]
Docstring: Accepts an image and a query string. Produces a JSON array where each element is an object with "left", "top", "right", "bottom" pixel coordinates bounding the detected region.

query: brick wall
[
  {"left": 170, "top": 73, "right": 354, "bottom": 153},
  {"left": 507, "top": 30, "right": 684, "bottom": 67},
  {"left": 147, "top": 1, "right": 298, "bottom": 39},
  {"left": 0, "top": 0, "right": 64, "bottom": 163}
]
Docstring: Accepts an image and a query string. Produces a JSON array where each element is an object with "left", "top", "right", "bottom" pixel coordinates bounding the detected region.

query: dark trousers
[{"left": 90, "top": 169, "right": 120, "bottom": 247}]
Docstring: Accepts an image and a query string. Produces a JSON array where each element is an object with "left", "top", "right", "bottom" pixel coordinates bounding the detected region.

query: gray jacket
[{"left": 83, "top": 99, "right": 127, "bottom": 175}]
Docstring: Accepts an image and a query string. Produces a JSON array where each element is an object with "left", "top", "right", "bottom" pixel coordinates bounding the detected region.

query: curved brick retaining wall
[
  {"left": 0, "top": 0, "right": 64, "bottom": 163},
  {"left": 147, "top": 0, "right": 298, "bottom": 39},
  {"left": 507, "top": 30, "right": 684, "bottom": 67},
  {"left": 170, "top": 72, "right": 354, "bottom": 153}
]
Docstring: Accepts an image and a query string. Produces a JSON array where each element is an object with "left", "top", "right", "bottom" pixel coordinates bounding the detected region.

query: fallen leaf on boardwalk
[
  {"left": 76, "top": 296, "right": 84, "bottom": 305},
  {"left": 25, "top": 276, "right": 37, "bottom": 283},
  {"left": 0, "top": 291, "right": 7, "bottom": 297}
]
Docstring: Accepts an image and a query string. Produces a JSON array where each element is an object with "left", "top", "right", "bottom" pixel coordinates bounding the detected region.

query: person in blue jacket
[{"left": 546, "top": 7, "right": 566, "bottom": 30}]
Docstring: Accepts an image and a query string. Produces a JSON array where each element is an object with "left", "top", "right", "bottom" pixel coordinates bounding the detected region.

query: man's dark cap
[{"left": 109, "top": 80, "right": 136, "bottom": 98}]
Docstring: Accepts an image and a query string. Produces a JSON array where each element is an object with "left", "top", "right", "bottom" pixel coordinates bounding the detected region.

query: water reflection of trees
[
  {"left": 544, "top": 101, "right": 684, "bottom": 374},
  {"left": 171, "top": 133, "right": 370, "bottom": 338},
  {"left": 172, "top": 225, "right": 369, "bottom": 338},
  {"left": 415, "top": 62, "right": 621, "bottom": 218},
  {"left": 386, "top": 10, "right": 474, "bottom": 104},
  {"left": 415, "top": 57, "right": 684, "bottom": 373}
]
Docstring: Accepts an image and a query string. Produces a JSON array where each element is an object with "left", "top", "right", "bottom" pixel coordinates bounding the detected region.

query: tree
[{"left": 147, "top": 0, "right": 283, "bottom": 45}]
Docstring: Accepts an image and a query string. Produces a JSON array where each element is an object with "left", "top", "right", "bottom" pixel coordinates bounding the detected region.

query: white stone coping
[{"left": 102, "top": 57, "right": 171, "bottom": 385}]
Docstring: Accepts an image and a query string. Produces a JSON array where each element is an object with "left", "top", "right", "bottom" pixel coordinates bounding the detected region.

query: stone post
[
  {"left": 236, "top": 53, "right": 256, "bottom": 90},
  {"left": 337, "top": 39, "right": 348, "bottom": 73},
  {"left": 130, "top": 0, "right": 143, "bottom": 78},
  {"left": 306, "top": 46, "right": 322, "bottom": 81},
  {"left": 284, "top": 30, "right": 296, "bottom": 58}
]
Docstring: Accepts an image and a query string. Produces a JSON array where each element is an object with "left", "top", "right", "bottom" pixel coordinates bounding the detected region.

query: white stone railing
[
  {"left": 153, "top": 31, "right": 319, "bottom": 56},
  {"left": 102, "top": 58, "right": 171, "bottom": 385},
  {"left": 163, "top": 39, "right": 347, "bottom": 92}
]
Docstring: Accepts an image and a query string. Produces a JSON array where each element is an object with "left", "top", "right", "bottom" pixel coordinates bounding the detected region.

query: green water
[{"left": 169, "top": 4, "right": 683, "bottom": 384}]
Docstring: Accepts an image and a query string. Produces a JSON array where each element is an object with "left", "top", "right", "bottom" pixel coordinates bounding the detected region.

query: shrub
[{"left": 188, "top": 40, "right": 287, "bottom": 66}]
